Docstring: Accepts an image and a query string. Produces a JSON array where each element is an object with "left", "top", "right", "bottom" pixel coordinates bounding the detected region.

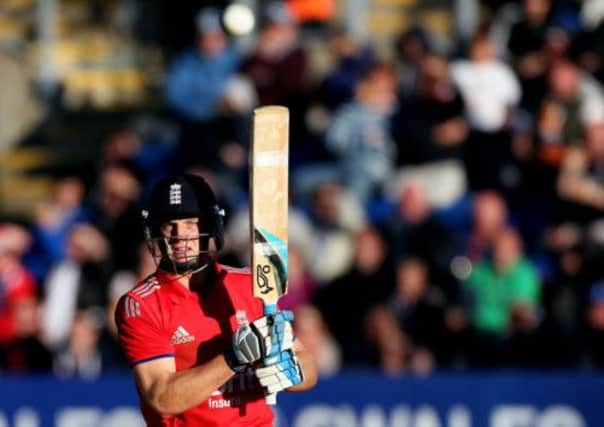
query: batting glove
[
  {"left": 225, "top": 311, "right": 294, "bottom": 373},
  {"left": 255, "top": 350, "right": 304, "bottom": 394}
]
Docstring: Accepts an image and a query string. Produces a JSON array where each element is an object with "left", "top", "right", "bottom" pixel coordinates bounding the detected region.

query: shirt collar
[
  {"left": 155, "top": 263, "right": 224, "bottom": 301},
  {"left": 155, "top": 270, "right": 192, "bottom": 301}
]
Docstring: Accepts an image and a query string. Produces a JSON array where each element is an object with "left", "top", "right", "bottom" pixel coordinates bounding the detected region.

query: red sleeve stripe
[{"left": 130, "top": 353, "right": 174, "bottom": 368}]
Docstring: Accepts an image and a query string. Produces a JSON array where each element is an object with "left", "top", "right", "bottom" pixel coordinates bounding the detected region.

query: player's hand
[
  {"left": 255, "top": 350, "right": 304, "bottom": 394},
  {"left": 225, "top": 311, "right": 294, "bottom": 372}
]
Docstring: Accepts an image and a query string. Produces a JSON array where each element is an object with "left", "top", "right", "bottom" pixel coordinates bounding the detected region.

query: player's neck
[
  {"left": 185, "top": 266, "right": 213, "bottom": 290},
  {"left": 175, "top": 273, "right": 193, "bottom": 289},
  {"left": 161, "top": 260, "right": 214, "bottom": 290}
]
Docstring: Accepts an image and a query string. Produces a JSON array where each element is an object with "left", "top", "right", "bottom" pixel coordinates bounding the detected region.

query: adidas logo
[{"left": 171, "top": 326, "right": 195, "bottom": 345}]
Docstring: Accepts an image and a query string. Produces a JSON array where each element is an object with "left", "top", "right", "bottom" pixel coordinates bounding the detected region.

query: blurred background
[{"left": 1, "top": 0, "right": 604, "bottom": 425}]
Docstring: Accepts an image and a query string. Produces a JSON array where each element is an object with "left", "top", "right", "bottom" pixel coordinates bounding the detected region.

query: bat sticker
[
  {"left": 255, "top": 264, "right": 274, "bottom": 294},
  {"left": 254, "top": 227, "right": 288, "bottom": 296}
]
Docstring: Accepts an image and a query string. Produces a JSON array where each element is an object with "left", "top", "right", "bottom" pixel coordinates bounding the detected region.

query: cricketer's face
[{"left": 160, "top": 217, "right": 202, "bottom": 265}]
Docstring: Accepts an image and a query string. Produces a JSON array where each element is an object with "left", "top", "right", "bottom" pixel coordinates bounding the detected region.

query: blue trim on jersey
[{"left": 130, "top": 353, "right": 175, "bottom": 368}]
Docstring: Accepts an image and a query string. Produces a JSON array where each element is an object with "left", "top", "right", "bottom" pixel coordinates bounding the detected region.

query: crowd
[{"left": 2, "top": 0, "right": 604, "bottom": 379}]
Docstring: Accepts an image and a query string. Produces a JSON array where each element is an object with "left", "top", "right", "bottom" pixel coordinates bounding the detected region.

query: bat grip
[
  {"left": 264, "top": 303, "right": 278, "bottom": 405},
  {"left": 264, "top": 303, "right": 277, "bottom": 315}
]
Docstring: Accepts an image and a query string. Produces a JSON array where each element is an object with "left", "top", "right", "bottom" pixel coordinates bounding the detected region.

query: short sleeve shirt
[{"left": 115, "top": 264, "right": 272, "bottom": 427}]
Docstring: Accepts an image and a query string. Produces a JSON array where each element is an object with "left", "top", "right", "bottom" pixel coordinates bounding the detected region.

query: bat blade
[
  {"left": 250, "top": 106, "right": 289, "bottom": 312},
  {"left": 250, "top": 106, "right": 289, "bottom": 404}
]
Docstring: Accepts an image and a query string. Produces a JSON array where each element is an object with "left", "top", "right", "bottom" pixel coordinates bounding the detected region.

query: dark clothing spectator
[
  {"left": 388, "top": 286, "right": 448, "bottom": 363},
  {"left": 241, "top": 4, "right": 309, "bottom": 145},
  {"left": 508, "top": 19, "right": 550, "bottom": 59},
  {"left": 388, "top": 215, "right": 459, "bottom": 294},
  {"left": 393, "top": 84, "right": 467, "bottom": 166},
  {"left": 319, "top": 43, "right": 375, "bottom": 110},
  {"left": 506, "top": 4, "right": 553, "bottom": 113},
  {"left": 0, "top": 336, "right": 52, "bottom": 373},
  {"left": 314, "top": 262, "right": 395, "bottom": 367},
  {"left": 242, "top": 47, "right": 307, "bottom": 108}
]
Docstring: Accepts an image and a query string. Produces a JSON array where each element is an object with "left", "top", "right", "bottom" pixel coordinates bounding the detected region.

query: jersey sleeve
[{"left": 115, "top": 294, "right": 174, "bottom": 367}]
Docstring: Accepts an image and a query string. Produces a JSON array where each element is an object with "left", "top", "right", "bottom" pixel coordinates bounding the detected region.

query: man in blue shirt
[
  {"left": 165, "top": 7, "right": 240, "bottom": 121},
  {"left": 165, "top": 8, "right": 250, "bottom": 171}
]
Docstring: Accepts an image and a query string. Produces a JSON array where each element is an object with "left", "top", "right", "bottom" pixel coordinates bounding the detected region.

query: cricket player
[{"left": 115, "top": 173, "right": 317, "bottom": 426}]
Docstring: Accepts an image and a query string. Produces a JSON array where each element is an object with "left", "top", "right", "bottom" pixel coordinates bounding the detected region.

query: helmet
[{"left": 142, "top": 174, "right": 225, "bottom": 274}]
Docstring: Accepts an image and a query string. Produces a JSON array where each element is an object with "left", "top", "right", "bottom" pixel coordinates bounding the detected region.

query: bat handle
[
  {"left": 264, "top": 303, "right": 277, "bottom": 315},
  {"left": 263, "top": 303, "right": 278, "bottom": 405}
]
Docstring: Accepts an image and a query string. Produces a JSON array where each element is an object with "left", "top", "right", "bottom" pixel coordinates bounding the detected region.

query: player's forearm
[
  {"left": 287, "top": 347, "right": 318, "bottom": 392},
  {"left": 147, "top": 355, "right": 235, "bottom": 416}
]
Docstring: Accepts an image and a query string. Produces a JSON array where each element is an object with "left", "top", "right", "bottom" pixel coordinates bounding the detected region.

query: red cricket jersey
[{"left": 115, "top": 263, "right": 273, "bottom": 427}]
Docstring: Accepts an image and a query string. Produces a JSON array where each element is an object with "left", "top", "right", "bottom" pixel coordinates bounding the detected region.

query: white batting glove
[
  {"left": 225, "top": 311, "right": 294, "bottom": 372},
  {"left": 255, "top": 350, "right": 304, "bottom": 394}
]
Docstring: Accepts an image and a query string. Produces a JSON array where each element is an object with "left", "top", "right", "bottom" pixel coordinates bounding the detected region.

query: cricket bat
[{"left": 250, "top": 106, "right": 289, "bottom": 404}]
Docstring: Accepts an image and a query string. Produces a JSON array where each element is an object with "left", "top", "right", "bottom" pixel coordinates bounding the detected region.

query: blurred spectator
[
  {"left": 318, "top": 27, "right": 375, "bottom": 111},
  {"left": 537, "top": 59, "right": 604, "bottom": 169},
  {"left": 241, "top": 1, "right": 308, "bottom": 144},
  {"left": 294, "top": 304, "right": 341, "bottom": 377},
  {"left": 0, "top": 224, "right": 37, "bottom": 344},
  {"left": 314, "top": 226, "right": 394, "bottom": 367},
  {"left": 166, "top": 7, "right": 241, "bottom": 121},
  {"left": 0, "top": 291, "right": 51, "bottom": 374},
  {"left": 392, "top": 53, "right": 469, "bottom": 167},
  {"left": 534, "top": 219, "right": 586, "bottom": 366},
  {"left": 323, "top": 63, "right": 397, "bottom": 203},
  {"left": 465, "top": 190, "right": 509, "bottom": 261},
  {"left": 42, "top": 224, "right": 111, "bottom": 349},
  {"left": 451, "top": 28, "right": 522, "bottom": 191},
  {"left": 99, "top": 122, "right": 180, "bottom": 191},
  {"left": 368, "top": 258, "right": 447, "bottom": 375},
  {"left": 0, "top": 225, "right": 50, "bottom": 373},
  {"left": 364, "top": 303, "right": 405, "bottom": 375},
  {"left": 165, "top": 7, "right": 252, "bottom": 170},
  {"left": 507, "top": 0, "right": 553, "bottom": 113},
  {"left": 384, "top": 180, "right": 460, "bottom": 297},
  {"left": 53, "top": 308, "right": 104, "bottom": 380},
  {"left": 557, "top": 121, "right": 604, "bottom": 217},
  {"left": 306, "top": 182, "right": 366, "bottom": 283},
  {"left": 554, "top": 120, "right": 604, "bottom": 301},
  {"left": 463, "top": 227, "right": 542, "bottom": 366},
  {"left": 88, "top": 165, "right": 143, "bottom": 272},
  {"left": 386, "top": 159, "right": 468, "bottom": 215},
  {"left": 394, "top": 27, "right": 433, "bottom": 96},
  {"left": 296, "top": 63, "right": 397, "bottom": 205},
  {"left": 27, "top": 176, "right": 88, "bottom": 282},
  {"left": 575, "top": 3, "right": 604, "bottom": 84}
]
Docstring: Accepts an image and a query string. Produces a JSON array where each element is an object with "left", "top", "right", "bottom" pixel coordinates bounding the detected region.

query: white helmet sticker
[{"left": 169, "top": 183, "right": 182, "bottom": 205}]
